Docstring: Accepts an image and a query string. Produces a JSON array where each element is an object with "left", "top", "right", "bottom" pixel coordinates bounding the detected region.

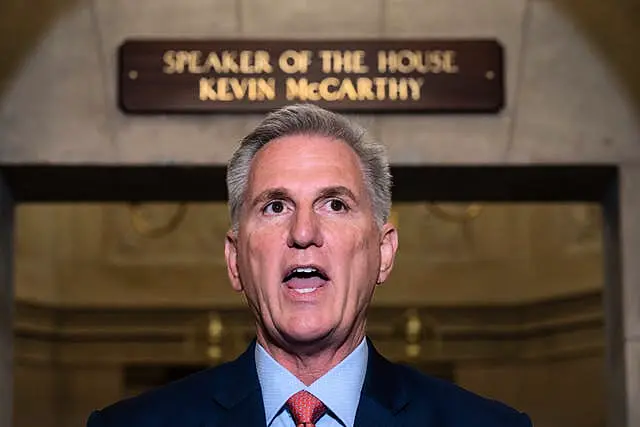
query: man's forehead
[{"left": 246, "top": 135, "right": 366, "bottom": 195}]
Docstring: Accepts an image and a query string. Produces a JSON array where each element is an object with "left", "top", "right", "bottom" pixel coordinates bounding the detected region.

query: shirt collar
[
  {"left": 255, "top": 343, "right": 305, "bottom": 425},
  {"left": 255, "top": 338, "right": 368, "bottom": 427},
  {"left": 307, "top": 339, "right": 368, "bottom": 427}
]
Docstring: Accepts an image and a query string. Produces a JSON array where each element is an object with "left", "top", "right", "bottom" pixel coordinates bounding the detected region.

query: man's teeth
[
  {"left": 293, "top": 267, "right": 317, "bottom": 273},
  {"left": 293, "top": 288, "right": 317, "bottom": 294}
]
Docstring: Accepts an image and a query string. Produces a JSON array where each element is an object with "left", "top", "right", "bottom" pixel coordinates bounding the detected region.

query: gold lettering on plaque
[
  {"left": 238, "top": 50, "right": 273, "bottom": 73},
  {"left": 373, "top": 77, "right": 387, "bottom": 100},
  {"left": 286, "top": 77, "right": 424, "bottom": 102},
  {"left": 163, "top": 50, "right": 273, "bottom": 74},
  {"left": 318, "top": 77, "right": 341, "bottom": 101},
  {"left": 388, "top": 78, "right": 398, "bottom": 100},
  {"left": 199, "top": 78, "right": 276, "bottom": 101},
  {"left": 318, "top": 50, "right": 369, "bottom": 73},
  {"left": 355, "top": 78, "right": 376, "bottom": 101},
  {"left": 377, "top": 50, "right": 459, "bottom": 74},
  {"left": 407, "top": 78, "right": 423, "bottom": 100},
  {"left": 278, "top": 50, "right": 312, "bottom": 74}
]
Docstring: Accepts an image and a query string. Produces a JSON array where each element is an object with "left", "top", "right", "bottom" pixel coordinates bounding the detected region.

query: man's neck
[{"left": 257, "top": 331, "right": 365, "bottom": 385}]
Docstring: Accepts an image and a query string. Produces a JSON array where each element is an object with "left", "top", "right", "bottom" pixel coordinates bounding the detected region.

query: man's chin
[{"left": 281, "top": 327, "right": 334, "bottom": 349}]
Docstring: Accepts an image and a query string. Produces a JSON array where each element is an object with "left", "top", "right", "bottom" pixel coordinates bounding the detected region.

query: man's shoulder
[
  {"left": 87, "top": 361, "right": 236, "bottom": 426},
  {"left": 392, "top": 363, "right": 532, "bottom": 426}
]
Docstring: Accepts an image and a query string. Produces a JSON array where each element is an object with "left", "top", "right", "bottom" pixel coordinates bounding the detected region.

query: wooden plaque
[{"left": 118, "top": 39, "right": 504, "bottom": 114}]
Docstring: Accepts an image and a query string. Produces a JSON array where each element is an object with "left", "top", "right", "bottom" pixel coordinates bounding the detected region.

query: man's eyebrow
[
  {"left": 250, "top": 188, "right": 290, "bottom": 208},
  {"left": 318, "top": 186, "right": 358, "bottom": 201}
]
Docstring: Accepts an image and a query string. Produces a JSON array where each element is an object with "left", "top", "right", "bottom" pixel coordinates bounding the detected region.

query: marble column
[
  {"left": 603, "top": 165, "right": 640, "bottom": 427},
  {"left": 0, "top": 177, "right": 14, "bottom": 427}
]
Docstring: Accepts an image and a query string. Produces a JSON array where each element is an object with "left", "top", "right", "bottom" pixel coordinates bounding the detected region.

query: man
[{"left": 87, "top": 104, "right": 532, "bottom": 427}]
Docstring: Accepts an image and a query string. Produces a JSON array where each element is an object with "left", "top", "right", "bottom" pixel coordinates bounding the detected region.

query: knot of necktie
[{"left": 286, "top": 390, "right": 327, "bottom": 427}]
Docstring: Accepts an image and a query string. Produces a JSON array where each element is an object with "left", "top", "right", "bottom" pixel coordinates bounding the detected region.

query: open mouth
[{"left": 283, "top": 265, "right": 329, "bottom": 294}]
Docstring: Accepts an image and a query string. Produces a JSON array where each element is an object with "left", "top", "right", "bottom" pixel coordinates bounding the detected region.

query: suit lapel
[
  {"left": 203, "top": 340, "right": 267, "bottom": 427},
  {"left": 354, "top": 338, "right": 411, "bottom": 427},
  {"left": 354, "top": 394, "right": 400, "bottom": 427},
  {"left": 217, "top": 388, "right": 266, "bottom": 427}
]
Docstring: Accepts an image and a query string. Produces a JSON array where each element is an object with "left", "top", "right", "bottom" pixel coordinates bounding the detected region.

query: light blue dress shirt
[{"left": 255, "top": 338, "right": 368, "bottom": 427}]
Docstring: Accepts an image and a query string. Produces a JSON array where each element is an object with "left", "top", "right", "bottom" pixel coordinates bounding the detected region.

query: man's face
[{"left": 224, "top": 134, "right": 398, "bottom": 349}]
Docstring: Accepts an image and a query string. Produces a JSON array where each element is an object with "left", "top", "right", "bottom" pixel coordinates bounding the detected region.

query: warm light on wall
[
  {"left": 404, "top": 308, "right": 422, "bottom": 358},
  {"left": 207, "top": 312, "right": 224, "bottom": 361}
]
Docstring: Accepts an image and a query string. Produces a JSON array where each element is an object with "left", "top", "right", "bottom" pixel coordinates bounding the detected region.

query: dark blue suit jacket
[{"left": 87, "top": 339, "right": 532, "bottom": 427}]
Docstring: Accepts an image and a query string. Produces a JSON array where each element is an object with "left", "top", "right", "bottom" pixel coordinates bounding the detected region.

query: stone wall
[{"left": 0, "top": 0, "right": 638, "bottom": 166}]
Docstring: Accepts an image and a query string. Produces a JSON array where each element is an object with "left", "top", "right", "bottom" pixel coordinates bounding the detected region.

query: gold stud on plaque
[{"left": 128, "top": 70, "right": 139, "bottom": 80}]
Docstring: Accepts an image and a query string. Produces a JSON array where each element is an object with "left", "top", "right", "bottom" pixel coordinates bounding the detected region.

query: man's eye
[
  {"left": 328, "top": 199, "right": 347, "bottom": 212},
  {"left": 264, "top": 201, "right": 285, "bottom": 214}
]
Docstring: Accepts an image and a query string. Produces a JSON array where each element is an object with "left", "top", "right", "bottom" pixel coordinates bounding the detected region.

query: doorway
[{"left": 5, "top": 164, "right": 621, "bottom": 427}]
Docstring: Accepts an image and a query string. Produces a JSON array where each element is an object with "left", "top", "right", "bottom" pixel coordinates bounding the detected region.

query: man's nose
[{"left": 287, "top": 209, "right": 323, "bottom": 249}]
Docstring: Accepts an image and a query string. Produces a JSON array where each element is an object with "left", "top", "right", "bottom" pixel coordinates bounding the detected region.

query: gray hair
[{"left": 225, "top": 103, "right": 392, "bottom": 231}]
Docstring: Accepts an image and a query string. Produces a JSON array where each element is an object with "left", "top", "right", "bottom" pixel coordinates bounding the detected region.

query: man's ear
[
  {"left": 377, "top": 222, "right": 398, "bottom": 285},
  {"left": 224, "top": 230, "right": 243, "bottom": 292}
]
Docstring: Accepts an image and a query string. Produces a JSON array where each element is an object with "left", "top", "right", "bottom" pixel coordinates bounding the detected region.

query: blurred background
[
  {"left": 13, "top": 202, "right": 605, "bottom": 427},
  {"left": 2, "top": 0, "right": 640, "bottom": 426}
]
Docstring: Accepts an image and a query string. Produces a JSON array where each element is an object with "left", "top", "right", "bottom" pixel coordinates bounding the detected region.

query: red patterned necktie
[{"left": 286, "top": 390, "right": 327, "bottom": 427}]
